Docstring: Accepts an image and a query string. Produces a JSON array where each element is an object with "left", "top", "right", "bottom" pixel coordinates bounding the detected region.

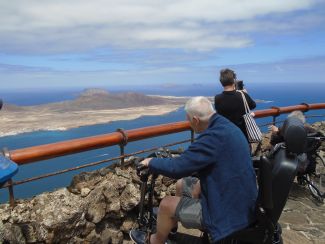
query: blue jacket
[{"left": 149, "top": 113, "right": 257, "bottom": 242}]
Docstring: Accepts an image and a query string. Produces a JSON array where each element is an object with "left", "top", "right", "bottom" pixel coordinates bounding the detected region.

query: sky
[{"left": 1, "top": 0, "right": 325, "bottom": 91}]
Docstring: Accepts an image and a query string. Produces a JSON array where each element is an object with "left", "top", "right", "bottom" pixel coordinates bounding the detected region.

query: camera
[{"left": 236, "top": 80, "right": 244, "bottom": 90}]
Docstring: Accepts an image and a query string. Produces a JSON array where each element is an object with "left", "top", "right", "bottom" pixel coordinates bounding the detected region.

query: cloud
[
  {"left": 1, "top": 55, "right": 324, "bottom": 90},
  {"left": 0, "top": 0, "right": 322, "bottom": 54},
  {"left": 225, "top": 56, "right": 325, "bottom": 83},
  {"left": 0, "top": 63, "right": 53, "bottom": 73}
]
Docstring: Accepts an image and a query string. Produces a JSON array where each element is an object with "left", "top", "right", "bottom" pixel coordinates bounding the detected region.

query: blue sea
[{"left": 1, "top": 83, "right": 324, "bottom": 203}]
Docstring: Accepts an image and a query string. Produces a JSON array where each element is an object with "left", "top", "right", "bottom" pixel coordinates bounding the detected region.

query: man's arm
[
  {"left": 142, "top": 134, "right": 219, "bottom": 179},
  {"left": 243, "top": 92, "right": 256, "bottom": 110},
  {"left": 269, "top": 125, "right": 283, "bottom": 146},
  {"left": 214, "top": 95, "right": 220, "bottom": 111}
]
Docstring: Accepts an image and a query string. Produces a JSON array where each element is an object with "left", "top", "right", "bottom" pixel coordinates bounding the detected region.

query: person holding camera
[
  {"left": 129, "top": 97, "right": 257, "bottom": 244},
  {"left": 214, "top": 68, "right": 256, "bottom": 141}
]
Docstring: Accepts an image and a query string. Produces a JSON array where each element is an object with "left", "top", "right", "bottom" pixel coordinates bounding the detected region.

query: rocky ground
[
  {"left": 0, "top": 161, "right": 179, "bottom": 243},
  {"left": 280, "top": 181, "right": 325, "bottom": 244},
  {"left": 0, "top": 122, "right": 324, "bottom": 243}
]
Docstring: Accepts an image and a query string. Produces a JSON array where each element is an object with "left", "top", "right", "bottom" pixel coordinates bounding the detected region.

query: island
[
  {"left": 0, "top": 89, "right": 188, "bottom": 137},
  {"left": 0, "top": 89, "right": 270, "bottom": 137}
]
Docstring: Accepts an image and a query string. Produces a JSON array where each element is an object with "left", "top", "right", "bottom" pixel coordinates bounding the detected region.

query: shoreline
[
  {"left": 0, "top": 90, "right": 271, "bottom": 138},
  {"left": 0, "top": 104, "right": 183, "bottom": 137}
]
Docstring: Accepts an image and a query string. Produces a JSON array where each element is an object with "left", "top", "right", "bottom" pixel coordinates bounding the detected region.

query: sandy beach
[
  {"left": 0, "top": 104, "right": 183, "bottom": 137},
  {"left": 0, "top": 89, "right": 268, "bottom": 137}
]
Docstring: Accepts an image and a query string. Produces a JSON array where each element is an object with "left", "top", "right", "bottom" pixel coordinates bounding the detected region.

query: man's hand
[
  {"left": 136, "top": 158, "right": 153, "bottom": 178},
  {"left": 140, "top": 158, "right": 152, "bottom": 168},
  {"left": 268, "top": 125, "right": 279, "bottom": 134}
]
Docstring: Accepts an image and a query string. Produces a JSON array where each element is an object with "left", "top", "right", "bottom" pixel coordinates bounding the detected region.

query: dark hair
[
  {"left": 219, "top": 68, "right": 236, "bottom": 87},
  {"left": 0, "top": 99, "right": 2, "bottom": 110}
]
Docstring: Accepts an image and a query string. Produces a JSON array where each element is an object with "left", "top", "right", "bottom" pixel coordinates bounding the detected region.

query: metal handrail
[
  {"left": 9, "top": 121, "right": 191, "bottom": 164},
  {"left": 1, "top": 102, "right": 325, "bottom": 206},
  {"left": 3, "top": 139, "right": 191, "bottom": 188},
  {"left": 7, "top": 103, "right": 325, "bottom": 164},
  {"left": 253, "top": 103, "right": 325, "bottom": 118},
  {"left": 257, "top": 114, "right": 325, "bottom": 128}
]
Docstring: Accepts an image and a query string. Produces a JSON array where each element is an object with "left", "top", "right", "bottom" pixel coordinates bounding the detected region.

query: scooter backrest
[
  {"left": 281, "top": 117, "right": 307, "bottom": 154},
  {"left": 261, "top": 117, "right": 306, "bottom": 224},
  {"left": 268, "top": 148, "right": 298, "bottom": 224},
  {"left": 230, "top": 118, "right": 307, "bottom": 242}
]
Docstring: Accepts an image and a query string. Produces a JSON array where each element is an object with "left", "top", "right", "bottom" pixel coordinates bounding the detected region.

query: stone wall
[{"left": 0, "top": 160, "right": 176, "bottom": 243}]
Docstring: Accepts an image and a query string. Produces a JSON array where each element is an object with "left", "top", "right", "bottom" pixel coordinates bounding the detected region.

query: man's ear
[{"left": 192, "top": 116, "right": 200, "bottom": 127}]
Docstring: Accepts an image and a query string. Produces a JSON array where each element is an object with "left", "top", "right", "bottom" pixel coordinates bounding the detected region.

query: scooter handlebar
[{"left": 135, "top": 157, "right": 150, "bottom": 178}]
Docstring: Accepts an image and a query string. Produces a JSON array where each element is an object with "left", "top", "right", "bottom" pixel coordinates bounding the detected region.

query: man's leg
[
  {"left": 176, "top": 177, "right": 201, "bottom": 198},
  {"left": 175, "top": 179, "right": 183, "bottom": 196},
  {"left": 171, "top": 178, "right": 201, "bottom": 236},
  {"left": 150, "top": 196, "right": 180, "bottom": 244},
  {"left": 191, "top": 180, "right": 201, "bottom": 198},
  {"left": 131, "top": 178, "right": 201, "bottom": 243}
]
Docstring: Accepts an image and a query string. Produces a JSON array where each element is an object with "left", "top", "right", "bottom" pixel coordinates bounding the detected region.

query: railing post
[
  {"left": 300, "top": 102, "right": 310, "bottom": 115},
  {"left": 116, "top": 129, "right": 128, "bottom": 167},
  {"left": 8, "top": 179, "right": 15, "bottom": 208},
  {"left": 272, "top": 116, "right": 276, "bottom": 125},
  {"left": 190, "top": 129, "right": 195, "bottom": 143},
  {"left": 2, "top": 147, "right": 15, "bottom": 208},
  {"left": 271, "top": 106, "right": 281, "bottom": 125},
  {"left": 119, "top": 145, "right": 125, "bottom": 166}
]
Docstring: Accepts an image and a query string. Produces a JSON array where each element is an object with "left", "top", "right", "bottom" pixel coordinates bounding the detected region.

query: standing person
[
  {"left": 129, "top": 97, "right": 257, "bottom": 244},
  {"left": 214, "top": 68, "right": 256, "bottom": 141}
]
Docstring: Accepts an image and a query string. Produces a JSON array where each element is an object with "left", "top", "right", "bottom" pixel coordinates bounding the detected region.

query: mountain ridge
[
  {"left": 2, "top": 89, "right": 175, "bottom": 112},
  {"left": 0, "top": 89, "right": 187, "bottom": 136}
]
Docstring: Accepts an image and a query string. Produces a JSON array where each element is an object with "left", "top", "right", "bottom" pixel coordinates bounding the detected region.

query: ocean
[{"left": 1, "top": 83, "right": 324, "bottom": 203}]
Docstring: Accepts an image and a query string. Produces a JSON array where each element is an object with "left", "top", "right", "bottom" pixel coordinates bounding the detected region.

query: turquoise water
[
  {"left": 0, "top": 108, "right": 191, "bottom": 202},
  {"left": 0, "top": 83, "right": 324, "bottom": 202}
]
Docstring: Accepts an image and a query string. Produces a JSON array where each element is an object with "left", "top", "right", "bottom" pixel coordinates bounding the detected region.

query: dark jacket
[
  {"left": 270, "top": 124, "right": 316, "bottom": 146},
  {"left": 214, "top": 90, "right": 256, "bottom": 140},
  {"left": 270, "top": 124, "right": 321, "bottom": 174},
  {"left": 149, "top": 114, "right": 258, "bottom": 242}
]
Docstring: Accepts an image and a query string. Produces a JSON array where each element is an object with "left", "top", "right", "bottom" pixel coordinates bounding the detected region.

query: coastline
[
  {"left": 0, "top": 90, "right": 271, "bottom": 137},
  {"left": 0, "top": 104, "right": 182, "bottom": 137}
]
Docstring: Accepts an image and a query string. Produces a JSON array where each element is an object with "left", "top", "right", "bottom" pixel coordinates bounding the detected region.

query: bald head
[{"left": 185, "top": 96, "right": 215, "bottom": 122}]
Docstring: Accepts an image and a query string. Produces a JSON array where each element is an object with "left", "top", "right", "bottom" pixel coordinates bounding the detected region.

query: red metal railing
[
  {"left": 254, "top": 103, "right": 325, "bottom": 119},
  {"left": 8, "top": 103, "right": 325, "bottom": 164},
  {"left": 1, "top": 102, "right": 325, "bottom": 206},
  {"left": 9, "top": 121, "right": 191, "bottom": 164}
]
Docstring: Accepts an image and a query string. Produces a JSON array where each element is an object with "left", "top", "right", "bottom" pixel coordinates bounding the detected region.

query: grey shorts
[{"left": 175, "top": 177, "right": 203, "bottom": 229}]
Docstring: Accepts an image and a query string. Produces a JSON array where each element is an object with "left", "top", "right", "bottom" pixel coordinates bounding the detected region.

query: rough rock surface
[
  {"left": 280, "top": 183, "right": 325, "bottom": 244},
  {"left": 0, "top": 122, "right": 324, "bottom": 243},
  {"left": 0, "top": 156, "right": 176, "bottom": 243}
]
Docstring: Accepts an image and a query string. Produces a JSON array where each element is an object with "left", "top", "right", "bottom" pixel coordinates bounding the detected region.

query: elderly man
[{"left": 130, "top": 97, "right": 257, "bottom": 244}]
